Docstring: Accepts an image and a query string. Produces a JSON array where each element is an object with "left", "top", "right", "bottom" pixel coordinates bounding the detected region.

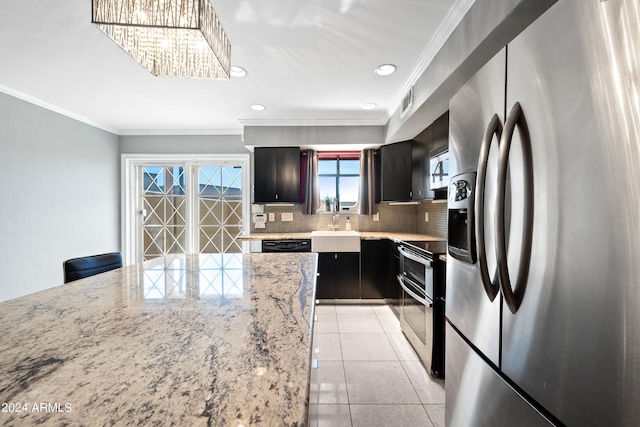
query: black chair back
[{"left": 63, "top": 252, "right": 123, "bottom": 283}]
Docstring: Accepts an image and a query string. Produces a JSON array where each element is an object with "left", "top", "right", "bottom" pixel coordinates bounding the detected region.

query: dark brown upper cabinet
[
  {"left": 380, "top": 140, "right": 412, "bottom": 202},
  {"left": 254, "top": 147, "right": 301, "bottom": 203},
  {"left": 412, "top": 125, "right": 433, "bottom": 200},
  {"left": 411, "top": 111, "right": 449, "bottom": 201}
]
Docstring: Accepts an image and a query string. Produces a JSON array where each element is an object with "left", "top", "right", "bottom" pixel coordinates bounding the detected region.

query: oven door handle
[
  {"left": 398, "top": 246, "right": 432, "bottom": 267},
  {"left": 397, "top": 274, "right": 433, "bottom": 307}
]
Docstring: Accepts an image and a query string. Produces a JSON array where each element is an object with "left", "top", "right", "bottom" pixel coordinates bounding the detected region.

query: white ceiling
[{"left": 0, "top": 0, "right": 473, "bottom": 135}]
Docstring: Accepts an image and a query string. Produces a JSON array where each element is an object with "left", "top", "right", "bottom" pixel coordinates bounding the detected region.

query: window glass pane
[
  {"left": 340, "top": 159, "right": 360, "bottom": 175},
  {"left": 339, "top": 176, "right": 359, "bottom": 207},
  {"left": 316, "top": 156, "right": 361, "bottom": 211},
  {"left": 319, "top": 159, "right": 337, "bottom": 175},
  {"left": 318, "top": 176, "right": 337, "bottom": 200},
  {"left": 171, "top": 167, "right": 186, "bottom": 195},
  {"left": 199, "top": 166, "right": 221, "bottom": 199},
  {"left": 143, "top": 166, "right": 164, "bottom": 193}
]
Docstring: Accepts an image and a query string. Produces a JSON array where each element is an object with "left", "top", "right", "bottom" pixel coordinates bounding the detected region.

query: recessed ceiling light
[
  {"left": 250, "top": 104, "right": 265, "bottom": 111},
  {"left": 230, "top": 66, "right": 247, "bottom": 78},
  {"left": 362, "top": 102, "right": 377, "bottom": 110},
  {"left": 375, "top": 64, "right": 397, "bottom": 76}
]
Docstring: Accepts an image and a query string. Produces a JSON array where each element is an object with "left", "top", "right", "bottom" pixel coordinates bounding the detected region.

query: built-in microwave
[{"left": 429, "top": 144, "right": 449, "bottom": 190}]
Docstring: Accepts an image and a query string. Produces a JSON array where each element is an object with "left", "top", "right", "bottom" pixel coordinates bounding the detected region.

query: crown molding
[
  {"left": 386, "top": 0, "right": 476, "bottom": 118},
  {"left": 0, "top": 85, "right": 119, "bottom": 135},
  {"left": 118, "top": 128, "right": 244, "bottom": 136},
  {"left": 238, "top": 117, "right": 386, "bottom": 127}
]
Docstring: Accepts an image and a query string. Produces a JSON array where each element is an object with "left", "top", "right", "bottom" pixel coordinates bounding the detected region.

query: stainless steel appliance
[
  {"left": 446, "top": 0, "right": 640, "bottom": 426},
  {"left": 397, "top": 240, "right": 446, "bottom": 377},
  {"left": 262, "top": 240, "right": 311, "bottom": 253},
  {"left": 387, "top": 240, "right": 401, "bottom": 318}
]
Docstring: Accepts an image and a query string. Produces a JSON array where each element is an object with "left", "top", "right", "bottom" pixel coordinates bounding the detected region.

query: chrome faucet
[{"left": 328, "top": 214, "right": 340, "bottom": 231}]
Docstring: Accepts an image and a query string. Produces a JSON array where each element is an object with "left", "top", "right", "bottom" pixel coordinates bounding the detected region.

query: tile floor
[{"left": 308, "top": 303, "right": 445, "bottom": 427}]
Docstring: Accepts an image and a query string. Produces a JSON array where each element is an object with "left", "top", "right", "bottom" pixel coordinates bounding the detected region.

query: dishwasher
[{"left": 261, "top": 239, "right": 311, "bottom": 253}]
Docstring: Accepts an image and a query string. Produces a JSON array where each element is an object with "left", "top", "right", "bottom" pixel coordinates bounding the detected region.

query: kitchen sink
[{"left": 311, "top": 230, "right": 361, "bottom": 253}]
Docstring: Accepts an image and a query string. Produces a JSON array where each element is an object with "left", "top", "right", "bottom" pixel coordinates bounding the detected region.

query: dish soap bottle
[{"left": 345, "top": 217, "right": 351, "bottom": 231}]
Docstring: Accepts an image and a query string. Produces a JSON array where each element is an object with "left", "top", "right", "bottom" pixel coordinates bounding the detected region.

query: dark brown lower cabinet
[
  {"left": 316, "top": 252, "right": 360, "bottom": 299},
  {"left": 361, "top": 239, "right": 388, "bottom": 299}
]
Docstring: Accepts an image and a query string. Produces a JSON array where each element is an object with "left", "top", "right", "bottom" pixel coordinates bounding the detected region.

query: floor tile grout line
[
  {"left": 311, "top": 303, "right": 440, "bottom": 426},
  {"left": 336, "top": 330, "right": 357, "bottom": 427}
]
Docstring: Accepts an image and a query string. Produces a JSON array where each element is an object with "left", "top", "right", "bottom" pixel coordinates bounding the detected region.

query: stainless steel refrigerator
[{"left": 446, "top": 0, "right": 640, "bottom": 425}]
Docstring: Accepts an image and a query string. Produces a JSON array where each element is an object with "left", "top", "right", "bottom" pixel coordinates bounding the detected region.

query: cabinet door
[
  {"left": 254, "top": 148, "right": 278, "bottom": 202},
  {"left": 316, "top": 253, "right": 336, "bottom": 299},
  {"left": 276, "top": 147, "right": 301, "bottom": 202},
  {"left": 430, "top": 112, "right": 449, "bottom": 200},
  {"left": 411, "top": 138, "right": 430, "bottom": 200},
  {"left": 254, "top": 147, "right": 300, "bottom": 203},
  {"left": 413, "top": 124, "right": 433, "bottom": 200},
  {"left": 335, "top": 252, "right": 360, "bottom": 299},
  {"left": 433, "top": 111, "right": 449, "bottom": 150},
  {"left": 361, "top": 239, "right": 387, "bottom": 299},
  {"left": 381, "top": 141, "right": 412, "bottom": 201}
]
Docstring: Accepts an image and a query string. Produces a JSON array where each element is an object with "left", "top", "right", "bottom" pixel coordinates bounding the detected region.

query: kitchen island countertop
[{"left": 0, "top": 253, "right": 317, "bottom": 426}]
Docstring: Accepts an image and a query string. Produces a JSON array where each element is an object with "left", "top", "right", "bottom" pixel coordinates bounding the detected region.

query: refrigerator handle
[
  {"left": 475, "top": 114, "right": 502, "bottom": 302},
  {"left": 496, "top": 102, "right": 534, "bottom": 314}
]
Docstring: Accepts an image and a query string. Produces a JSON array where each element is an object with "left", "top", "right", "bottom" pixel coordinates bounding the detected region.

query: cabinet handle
[{"left": 275, "top": 193, "right": 278, "bottom": 200}]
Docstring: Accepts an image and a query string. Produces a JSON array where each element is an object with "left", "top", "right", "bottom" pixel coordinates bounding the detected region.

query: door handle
[
  {"left": 475, "top": 114, "right": 502, "bottom": 302},
  {"left": 397, "top": 275, "right": 432, "bottom": 308},
  {"left": 496, "top": 102, "right": 534, "bottom": 314}
]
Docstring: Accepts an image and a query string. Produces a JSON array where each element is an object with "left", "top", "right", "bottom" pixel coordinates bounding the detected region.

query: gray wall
[
  {"left": 119, "top": 134, "right": 248, "bottom": 154},
  {"left": 242, "top": 126, "right": 384, "bottom": 149},
  {"left": 0, "top": 92, "right": 120, "bottom": 302}
]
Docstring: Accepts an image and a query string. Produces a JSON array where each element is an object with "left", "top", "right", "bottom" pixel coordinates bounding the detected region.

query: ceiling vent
[{"left": 400, "top": 87, "right": 413, "bottom": 119}]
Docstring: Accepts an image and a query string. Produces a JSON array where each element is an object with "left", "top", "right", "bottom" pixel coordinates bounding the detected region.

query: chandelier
[{"left": 92, "top": 0, "right": 231, "bottom": 79}]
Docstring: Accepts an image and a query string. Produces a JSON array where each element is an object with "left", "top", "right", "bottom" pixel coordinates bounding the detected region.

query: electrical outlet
[
  {"left": 425, "top": 212, "right": 429, "bottom": 222},
  {"left": 281, "top": 212, "right": 293, "bottom": 222},
  {"left": 268, "top": 213, "right": 275, "bottom": 222},
  {"left": 373, "top": 213, "right": 379, "bottom": 222}
]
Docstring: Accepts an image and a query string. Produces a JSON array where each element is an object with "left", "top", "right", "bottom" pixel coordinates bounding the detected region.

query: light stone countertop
[
  {"left": 240, "top": 231, "right": 444, "bottom": 242},
  {"left": 0, "top": 253, "right": 317, "bottom": 427}
]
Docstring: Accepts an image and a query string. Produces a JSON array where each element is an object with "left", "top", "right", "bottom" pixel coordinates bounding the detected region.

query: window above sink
[{"left": 318, "top": 152, "right": 360, "bottom": 212}]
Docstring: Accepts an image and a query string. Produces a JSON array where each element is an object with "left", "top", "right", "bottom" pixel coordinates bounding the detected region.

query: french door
[{"left": 122, "top": 155, "right": 250, "bottom": 264}]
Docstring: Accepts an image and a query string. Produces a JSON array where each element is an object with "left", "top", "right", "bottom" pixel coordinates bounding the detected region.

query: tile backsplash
[
  {"left": 250, "top": 201, "right": 447, "bottom": 239},
  {"left": 416, "top": 201, "right": 447, "bottom": 237}
]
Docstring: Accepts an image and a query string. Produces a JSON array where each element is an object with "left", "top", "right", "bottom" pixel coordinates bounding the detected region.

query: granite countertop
[
  {"left": 240, "top": 231, "right": 444, "bottom": 242},
  {"left": 0, "top": 253, "right": 317, "bottom": 426}
]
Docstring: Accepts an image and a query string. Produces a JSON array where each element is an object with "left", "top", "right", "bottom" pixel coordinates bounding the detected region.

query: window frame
[
  {"left": 121, "top": 154, "right": 250, "bottom": 265},
  {"left": 317, "top": 151, "right": 360, "bottom": 211}
]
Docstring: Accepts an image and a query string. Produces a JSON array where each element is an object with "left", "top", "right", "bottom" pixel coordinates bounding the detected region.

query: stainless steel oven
[{"left": 397, "top": 242, "right": 445, "bottom": 378}]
